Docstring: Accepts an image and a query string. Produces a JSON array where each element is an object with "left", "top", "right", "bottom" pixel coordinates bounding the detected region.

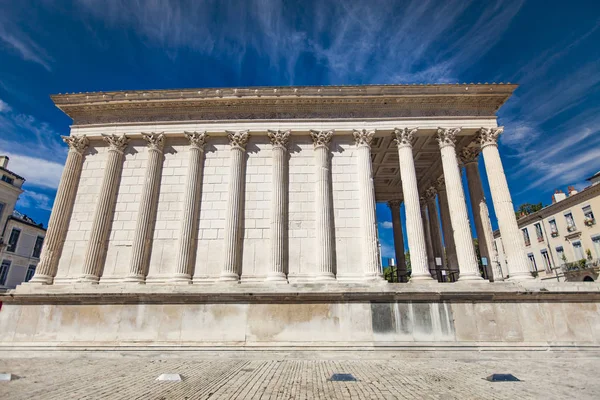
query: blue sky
[{"left": 1, "top": 0, "right": 599, "bottom": 262}]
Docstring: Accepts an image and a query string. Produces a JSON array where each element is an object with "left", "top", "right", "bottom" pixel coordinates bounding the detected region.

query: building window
[
  {"left": 0, "top": 202, "right": 4, "bottom": 222},
  {"left": 556, "top": 246, "right": 566, "bottom": 264},
  {"left": 573, "top": 241, "right": 585, "bottom": 261},
  {"left": 527, "top": 253, "right": 538, "bottom": 272},
  {"left": 549, "top": 219, "right": 559, "bottom": 237},
  {"left": 593, "top": 236, "right": 600, "bottom": 259},
  {"left": 541, "top": 250, "right": 552, "bottom": 272},
  {"left": 0, "top": 260, "right": 10, "bottom": 286},
  {"left": 534, "top": 223, "right": 544, "bottom": 242},
  {"left": 6, "top": 228, "right": 20, "bottom": 253},
  {"left": 25, "top": 265, "right": 36, "bottom": 282},
  {"left": 565, "top": 212, "right": 576, "bottom": 232},
  {"left": 522, "top": 228, "right": 531, "bottom": 246},
  {"left": 32, "top": 236, "right": 44, "bottom": 258},
  {"left": 1, "top": 175, "right": 14, "bottom": 185},
  {"left": 583, "top": 205, "right": 596, "bottom": 227}
]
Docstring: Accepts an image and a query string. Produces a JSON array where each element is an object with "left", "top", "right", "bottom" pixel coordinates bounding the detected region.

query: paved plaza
[{"left": 1, "top": 352, "right": 599, "bottom": 399}]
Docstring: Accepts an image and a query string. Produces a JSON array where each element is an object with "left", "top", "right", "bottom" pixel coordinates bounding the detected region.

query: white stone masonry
[
  {"left": 435, "top": 177, "right": 459, "bottom": 276},
  {"left": 388, "top": 200, "right": 407, "bottom": 282},
  {"left": 220, "top": 130, "right": 250, "bottom": 281},
  {"left": 478, "top": 127, "right": 533, "bottom": 280},
  {"left": 426, "top": 187, "right": 445, "bottom": 279},
  {"left": 267, "top": 130, "right": 291, "bottom": 282},
  {"left": 353, "top": 129, "right": 382, "bottom": 279},
  {"left": 30, "top": 135, "right": 89, "bottom": 285},
  {"left": 436, "top": 128, "right": 482, "bottom": 281},
  {"left": 310, "top": 130, "right": 335, "bottom": 280},
  {"left": 393, "top": 128, "right": 433, "bottom": 281},
  {"left": 80, "top": 134, "right": 129, "bottom": 283}
]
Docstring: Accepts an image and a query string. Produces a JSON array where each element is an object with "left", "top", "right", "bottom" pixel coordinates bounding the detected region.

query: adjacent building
[
  {"left": 0, "top": 156, "right": 46, "bottom": 290},
  {"left": 494, "top": 172, "right": 600, "bottom": 281}
]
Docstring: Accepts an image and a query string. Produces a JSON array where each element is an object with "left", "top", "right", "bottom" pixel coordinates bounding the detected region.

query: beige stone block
[
  {"left": 492, "top": 303, "right": 524, "bottom": 342},
  {"left": 13, "top": 305, "right": 41, "bottom": 342},
  {"left": 0, "top": 304, "right": 20, "bottom": 342},
  {"left": 472, "top": 303, "right": 500, "bottom": 342},
  {"left": 157, "top": 304, "right": 184, "bottom": 342},
  {"left": 116, "top": 304, "right": 162, "bottom": 342},
  {"left": 451, "top": 302, "right": 478, "bottom": 342},
  {"left": 180, "top": 304, "right": 248, "bottom": 343},
  {"left": 517, "top": 302, "right": 556, "bottom": 343}
]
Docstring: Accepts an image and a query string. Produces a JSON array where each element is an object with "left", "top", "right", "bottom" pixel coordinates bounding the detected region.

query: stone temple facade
[
  {"left": 3, "top": 84, "right": 600, "bottom": 351},
  {"left": 30, "top": 84, "right": 530, "bottom": 285}
]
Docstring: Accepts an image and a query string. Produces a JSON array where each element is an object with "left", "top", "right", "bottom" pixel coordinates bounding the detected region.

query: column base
[
  {"left": 363, "top": 273, "right": 386, "bottom": 282},
  {"left": 457, "top": 273, "right": 485, "bottom": 282},
  {"left": 77, "top": 274, "right": 100, "bottom": 284},
  {"left": 409, "top": 274, "right": 435, "bottom": 282},
  {"left": 123, "top": 275, "right": 146, "bottom": 284},
  {"left": 27, "top": 274, "right": 54, "bottom": 285},
  {"left": 265, "top": 272, "right": 288, "bottom": 283},
  {"left": 169, "top": 274, "right": 192, "bottom": 284},
  {"left": 219, "top": 272, "right": 240, "bottom": 282},
  {"left": 314, "top": 272, "right": 336, "bottom": 281},
  {"left": 508, "top": 271, "right": 535, "bottom": 281}
]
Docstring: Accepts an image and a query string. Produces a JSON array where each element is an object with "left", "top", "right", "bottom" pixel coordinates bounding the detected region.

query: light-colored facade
[
  {"left": 0, "top": 157, "right": 46, "bottom": 290},
  {"left": 494, "top": 178, "right": 600, "bottom": 281},
  {"left": 26, "top": 84, "right": 530, "bottom": 285}
]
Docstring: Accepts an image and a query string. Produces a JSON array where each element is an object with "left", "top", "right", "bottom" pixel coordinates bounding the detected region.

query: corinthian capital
[
  {"left": 62, "top": 135, "right": 89, "bottom": 154},
  {"left": 102, "top": 133, "right": 129, "bottom": 153},
  {"left": 226, "top": 130, "right": 250, "bottom": 150},
  {"left": 184, "top": 131, "right": 208, "bottom": 150},
  {"left": 476, "top": 127, "right": 504, "bottom": 148},
  {"left": 142, "top": 132, "right": 165, "bottom": 151},
  {"left": 458, "top": 147, "right": 480, "bottom": 165},
  {"left": 267, "top": 129, "right": 291, "bottom": 149},
  {"left": 393, "top": 128, "right": 417, "bottom": 148},
  {"left": 436, "top": 127, "right": 461, "bottom": 148},
  {"left": 387, "top": 199, "right": 402, "bottom": 209},
  {"left": 310, "top": 129, "right": 334, "bottom": 149},
  {"left": 352, "top": 129, "right": 375, "bottom": 147},
  {"left": 425, "top": 186, "right": 438, "bottom": 202}
]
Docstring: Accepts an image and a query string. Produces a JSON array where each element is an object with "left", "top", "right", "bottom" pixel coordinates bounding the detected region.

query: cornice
[{"left": 51, "top": 84, "right": 517, "bottom": 125}]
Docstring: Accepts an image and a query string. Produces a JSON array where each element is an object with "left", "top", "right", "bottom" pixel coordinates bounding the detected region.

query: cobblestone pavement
[{"left": 1, "top": 352, "right": 599, "bottom": 399}]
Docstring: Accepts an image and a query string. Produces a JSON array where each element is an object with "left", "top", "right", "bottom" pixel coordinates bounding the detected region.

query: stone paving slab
[{"left": 1, "top": 353, "right": 598, "bottom": 399}]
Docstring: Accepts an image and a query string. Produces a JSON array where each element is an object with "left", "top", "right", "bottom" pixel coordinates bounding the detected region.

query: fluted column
[
  {"left": 310, "top": 130, "right": 335, "bottom": 280},
  {"left": 426, "top": 187, "right": 445, "bottom": 280},
  {"left": 477, "top": 127, "right": 532, "bottom": 280},
  {"left": 388, "top": 200, "right": 407, "bottom": 282},
  {"left": 353, "top": 129, "right": 382, "bottom": 280},
  {"left": 392, "top": 128, "right": 433, "bottom": 281},
  {"left": 30, "top": 135, "right": 89, "bottom": 285},
  {"left": 459, "top": 148, "right": 495, "bottom": 280},
  {"left": 267, "top": 130, "right": 291, "bottom": 282},
  {"left": 80, "top": 134, "right": 129, "bottom": 283},
  {"left": 220, "top": 130, "right": 250, "bottom": 281},
  {"left": 420, "top": 196, "right": 436, "bottom": 278},
  {"left": 172, "top": 131, "right": 207, "bottom": 283},
  {"left": 436, "top": 177, "right": 459, "bottom": 279},
  {"left": 436, "top": 128, "right": 482, "bottom": 280}
]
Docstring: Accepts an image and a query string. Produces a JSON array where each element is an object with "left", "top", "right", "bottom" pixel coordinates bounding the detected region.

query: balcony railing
[{"left": 561, "top": 258, "right": 600, "bottom": 272}]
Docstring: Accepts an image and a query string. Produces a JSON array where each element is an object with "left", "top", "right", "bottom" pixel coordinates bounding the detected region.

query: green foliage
[{"left": 515, "top": 202, "right": 544, "bottom": 219}]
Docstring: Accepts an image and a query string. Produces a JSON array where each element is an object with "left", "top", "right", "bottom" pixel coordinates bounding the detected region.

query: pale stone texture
[
  {"left": 437, "top": 128, "right": 482, "bottom": 280},
  {"left": 478, "top": 128, "right": 533, "bottom": 280},
  {"left": 126, "top": 132, "right": 165, "bottom": 283},
  {"left": 393, "top": 128, "right": 433, "bottom": 281},
  {"left": 353, "top": 129, "right": 382, "bottom": 279},
  {"left": 436, "top": 177, "right": 459, "bottom": 278},
  {"left": 172, "top": 132, "right": 207, "bottom": 283},
  {"left": 30, "top": 135, "right": 88, "bottom": 285},
  {"left": 420, "top": 197, "right": 436, "bottom": 277},
  {"left": 426, "top": 187, "right": 445, "bottom": 280},
  {"left": 388, "top": 200, "right": 407, "bottom": 282},
  {"left": 79, "top": 134, "right": 129, "bottom": 283},
  {"left": 220, "top": 131, "right": 250, "bottom": 281}
]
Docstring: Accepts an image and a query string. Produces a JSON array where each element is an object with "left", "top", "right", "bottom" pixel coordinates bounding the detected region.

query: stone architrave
[
  {"left": 459, "top": 147, "right": 495, "bottom": 280},
  {"left": 80, "top": 134, "right": 129, "bottom": 283},
  {"left": 267, "top": 129, "right": 291, "bottom": 282},
  {"left": 436, "top": 128, "right": 482, "bottom": 280},
  {"left": 435, "top": 177, "right": 459, "bottom": 278},
  {"left": 387, "top": 200, "right": 407, "bottom": 282},
  {"left": 425, "top": 186, "right": 445, "bottom": 280},
  {"left": 477, "top": 127, "right": 532, "bottom": 280},
  {"left": 420, "top": 196, "right": 436, "bottom": 278},
  {"left": 392, "top": 128, "right": 433, "bottom": 281},
  {"left": 220, "top": 130, "right": 250, "bottom": 281},
  {"left": 29, "top": 135, "right": 89, "bottom": 285},
  {"left": 310, "top": 129, "right": 336, "bottom": 280},
  {"left": 171, "top": 131, "right": 208, "bottom": 283},
  {"left": 353, "top": 129, "right": 382, "bottom": 279},
  {"left": 125, "top": 133, "right": 165, "bottom": 283}
]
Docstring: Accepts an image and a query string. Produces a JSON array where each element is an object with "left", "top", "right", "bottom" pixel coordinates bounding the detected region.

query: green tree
[{"left": 515, "top": 202, "right": 543, "bottom": 219}]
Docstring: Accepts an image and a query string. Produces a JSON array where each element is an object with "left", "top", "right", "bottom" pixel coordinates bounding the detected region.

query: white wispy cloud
[
  {"left": 0, "top": 22, "right": 53, "bottom": 71},
  {"left": 18, "top": 190, "right": 54, "bottom": 212},
  {"left": 1, "top": 152, "right": 64, "bottom": 190},
  {"left": 0, "top": 98, "right": 11, "bottom": 113},
  {"left": 379, "top": 221, "right": 394, "bottom": 229}
]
